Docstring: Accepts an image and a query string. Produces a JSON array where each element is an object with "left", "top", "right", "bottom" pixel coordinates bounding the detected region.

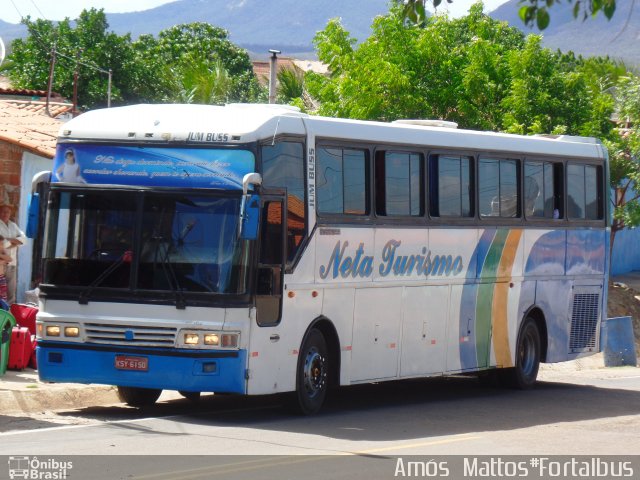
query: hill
[
  {"left": 0, "top": 0, "right": 390, "bottom": 56},
  {"left": 490, "top": 0, "right": 640, "bottom": 66}
]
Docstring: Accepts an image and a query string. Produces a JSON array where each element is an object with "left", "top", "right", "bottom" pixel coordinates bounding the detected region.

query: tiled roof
[
  {"left": 3, "top": 99, "right": 74, "bottom": 118},
  {"left": 0, "top": 101, "right": 64, "bottom": 158}
]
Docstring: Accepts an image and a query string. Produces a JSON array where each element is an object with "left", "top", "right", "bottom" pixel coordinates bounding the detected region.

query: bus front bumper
[{"left": 36, "top": 341, "right": 247, "bottom": 394}]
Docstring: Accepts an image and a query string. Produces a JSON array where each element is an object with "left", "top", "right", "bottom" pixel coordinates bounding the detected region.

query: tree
[
  {"left": 140, "top": 23, "right": 260, "bottom": 103},
  {"left": 399, "top": 0, "right": 617, "bottom": 30},
  {"left": 308, "top": 4, "right": 617, "bottom": 138},
  {"left": 606, "top": 75, "right": 640, "bottom": 255},
  {"left": 7, "top": 9, "right": 138, "bottom": 109}
]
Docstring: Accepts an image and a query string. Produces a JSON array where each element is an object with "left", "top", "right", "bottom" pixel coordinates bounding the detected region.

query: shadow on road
[{"left": 55, "top": 375, "right": 640, "bottom": 442}]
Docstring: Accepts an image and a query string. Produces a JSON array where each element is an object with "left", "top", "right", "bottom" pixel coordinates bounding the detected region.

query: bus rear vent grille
[
  {"left": 569, "top": 293, "right": 600, "bottom": 351},
  {"left": 85, "top": 323, "right": 177, "bottom": 347}
]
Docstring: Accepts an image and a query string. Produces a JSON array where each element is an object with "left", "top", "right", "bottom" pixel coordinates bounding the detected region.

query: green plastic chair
[{"left": 0, "top": 309, "right": 17, "bottom": 376}]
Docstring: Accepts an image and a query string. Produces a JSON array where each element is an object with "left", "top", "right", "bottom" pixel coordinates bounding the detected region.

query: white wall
[{"left": 17, "top": 152, "right": 52, "bottom": 303}]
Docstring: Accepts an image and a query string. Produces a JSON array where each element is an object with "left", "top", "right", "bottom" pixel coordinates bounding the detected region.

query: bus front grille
[{"left": 84, "top": 323, "right": 177, "bottom": 347}]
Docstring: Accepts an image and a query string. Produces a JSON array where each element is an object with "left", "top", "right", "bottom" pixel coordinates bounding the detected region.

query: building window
[
  {"left": 479, "top": 157, "right": 520, "bottom": 218},
  {"left": 317, "top": 147, "right": 368, "bottom": 215},
  {"left": 429, "top": 155, "right": 473, "bottom": 218}
]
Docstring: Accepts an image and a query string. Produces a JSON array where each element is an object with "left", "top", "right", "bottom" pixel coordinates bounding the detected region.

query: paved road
[{"left": 1, "top": 365, "right": 639, "bottom": 458}]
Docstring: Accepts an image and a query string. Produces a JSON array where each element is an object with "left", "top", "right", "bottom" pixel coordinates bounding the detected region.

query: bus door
[{"left": 247, "top": 195, "right": 288, "bottom": 394}]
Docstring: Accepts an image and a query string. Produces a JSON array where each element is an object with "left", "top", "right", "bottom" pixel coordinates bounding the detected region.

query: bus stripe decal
[
  {"left": 475, "top": 229, "right": 509, "bottom": 368},
  {"left": 459, "top": 229, "right": 495, "bottom": 371},
  {"left": 492, "top": 229, "right": 522, "bottom": 368}
]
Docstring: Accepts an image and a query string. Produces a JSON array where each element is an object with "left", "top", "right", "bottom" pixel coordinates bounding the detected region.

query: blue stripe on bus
[{"left": 37, "top": 343, "right": 247, "bottom": 394}]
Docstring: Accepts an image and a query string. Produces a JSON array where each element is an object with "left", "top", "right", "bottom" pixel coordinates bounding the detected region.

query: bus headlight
[
  {"left": 46, "top": 326, "right": 61, "bottom": 337},
  {"left": 178, "top": 330, "right": 239, "bottom": 349},
  {"left": 64, "top": 326, "right": 80, "bottom": 337}
]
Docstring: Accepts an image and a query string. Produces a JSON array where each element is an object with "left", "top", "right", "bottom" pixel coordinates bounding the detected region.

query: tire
[
  {"left": 179, "top": 391, "right": 201, "bottom": 402},
  {"left": 117, "top": 386, "right": 162, "bottom": 407},
  {"left": 501, "top": 316, "right": 541, "bottom": 389},
  {"left": 294, "top": 328, "right": 329, "bottom": 415}
]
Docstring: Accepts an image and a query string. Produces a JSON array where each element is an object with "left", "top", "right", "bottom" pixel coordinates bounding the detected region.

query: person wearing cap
[{"left": 0, "top": 204, "right": 25, "bottom": 304}]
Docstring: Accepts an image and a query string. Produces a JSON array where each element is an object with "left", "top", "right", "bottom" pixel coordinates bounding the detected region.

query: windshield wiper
[
  {"left": 78, "top": 251, "right": 132, "bottom": 305},
  {"left": 148, "top": 235, "right": 187, "bottom": 310}
]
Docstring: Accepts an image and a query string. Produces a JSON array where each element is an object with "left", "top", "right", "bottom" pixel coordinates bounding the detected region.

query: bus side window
[
  {"left": 261, "top": 141, "right": 306, "bottom": 266},
  {"left": 479, "top": 157, "right": 520, "bottom": 218},
  {"left": 567, "top": 164, "right": 603, "bottom": 220},
  {"left": 524, "top": 160, "right": 564, "bottom": 219},
  {"left": 429, "top": 154, "right": 473, "bottom": 218},
  {"left": 375, "top": 151, "right": 423, "bottom": 217}
]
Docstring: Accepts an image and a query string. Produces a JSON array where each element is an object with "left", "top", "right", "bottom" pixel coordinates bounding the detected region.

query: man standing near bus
[{"left": 0, "top": 203, "right": 24, "bottom": 304}]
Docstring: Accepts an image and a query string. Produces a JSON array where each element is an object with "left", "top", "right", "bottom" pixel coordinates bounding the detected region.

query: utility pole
[
  {"left": 45, "top": 44, "right": 57, "bottom": 118},
  {"left": 72, "top": 49, "right": 82, "bottom": 116},
  {"left": 268, "top": 49, "right": 281, "bottom": 104}
]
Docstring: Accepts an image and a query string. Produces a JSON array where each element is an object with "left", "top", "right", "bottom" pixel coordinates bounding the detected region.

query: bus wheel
[
  {"left": 117, "top": 386, "right": 162, "bottom": 407},
  {"left": 502, "top": 316, "right": 541, "bottom": 389},
  {"left": 179, "top": 391, "right": 201, "bottom": 402},
  {"left": 295, "top": 328, "right": 329, "bottom": 415}
]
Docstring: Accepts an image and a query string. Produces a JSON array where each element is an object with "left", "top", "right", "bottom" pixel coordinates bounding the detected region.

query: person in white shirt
[{"left": 0, "top": 204, "right": 25, "bottom": 304}]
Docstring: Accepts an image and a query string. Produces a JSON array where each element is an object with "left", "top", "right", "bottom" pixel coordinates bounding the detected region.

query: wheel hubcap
[{"left": 303, "top": 347, "right": 326, "bottom": 398}]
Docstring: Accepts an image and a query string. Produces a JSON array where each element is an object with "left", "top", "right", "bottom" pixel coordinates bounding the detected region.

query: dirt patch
[{"left": 607, "top": 281, "right": 640, "bottom": 358}]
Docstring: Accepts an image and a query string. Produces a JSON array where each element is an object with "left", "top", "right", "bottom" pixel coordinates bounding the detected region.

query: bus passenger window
[
  {"left": 568, "top": 164, "right": 603, "bottom": 220},
  {"left": 317, "top": 148, "right": 368, "bottom": 215},
  {"left": 375, "top": 151, "right": 423, "bottom": 217},
  {"left": 524, "top": 161, "right": 563, "bottom": 219},
  {"left": 479, "top": 157, "right": 520, "bottom": 218},
  {"left": 429, "top": 155, "right": 473, "bottom": 217}
]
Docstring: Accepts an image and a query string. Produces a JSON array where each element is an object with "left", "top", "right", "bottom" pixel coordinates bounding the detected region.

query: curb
[{"left": 0, "top": 370, "right": 121, "bottom": 414}]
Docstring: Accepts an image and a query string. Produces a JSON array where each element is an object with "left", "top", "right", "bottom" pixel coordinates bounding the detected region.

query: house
[{"left": 0, "top": 88, "right": 71, "bottom": 302}]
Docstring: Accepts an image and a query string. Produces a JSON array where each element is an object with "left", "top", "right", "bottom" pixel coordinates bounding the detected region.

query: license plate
[{"left": 115, "top": 355, "right": 148, "bottom": 371}]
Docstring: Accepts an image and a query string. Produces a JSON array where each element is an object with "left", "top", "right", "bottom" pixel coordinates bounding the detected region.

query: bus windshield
[{"left": 42, "top": 189, "right": 250, "bottom": 298}]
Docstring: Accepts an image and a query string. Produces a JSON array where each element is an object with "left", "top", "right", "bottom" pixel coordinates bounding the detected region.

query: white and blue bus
[{"left": 33, "top": 104, "right": 608, "bottom": 414}]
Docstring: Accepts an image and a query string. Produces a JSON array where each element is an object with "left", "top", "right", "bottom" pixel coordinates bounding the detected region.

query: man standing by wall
[{"left": 0, "top": 203, "right": 24, "bottom": 304}]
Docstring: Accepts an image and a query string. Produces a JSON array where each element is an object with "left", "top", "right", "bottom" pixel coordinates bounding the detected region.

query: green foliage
[
  {"left": 277, "top": 68, "right": 304, "bottom": 103},
  {"left": 5, "top": 12, "right": 259, "bottom": 109},
  {"left": 309, "top": 3, "right": 617, "bottom": 139},
  {"left": 606, "top": 75, "right": 640, "bottom": 250},
  {"left": 7, "top": 9, "right": 134, "bottom": 108},
  {"left": 398, "top": 0, "right": 617, "bottom": 30}
]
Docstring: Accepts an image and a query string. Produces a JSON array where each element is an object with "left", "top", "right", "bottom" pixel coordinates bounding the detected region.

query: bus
[{"left": 33, "top": 103, "right": 609, "bottom": 414}]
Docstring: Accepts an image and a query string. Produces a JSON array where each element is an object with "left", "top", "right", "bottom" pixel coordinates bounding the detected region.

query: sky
[{"left": 1, "top": 0, "right": 510, "bottom": 24}]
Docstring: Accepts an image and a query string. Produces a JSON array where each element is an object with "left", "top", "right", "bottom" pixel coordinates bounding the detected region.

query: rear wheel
[
  {"left": 501, "top": 317, "right": 541, "bottom": 389},
  {"left": 117, "top": 386, "right": 162, "bottom": 407},
  {"left": 294, "top": 328, "right": 329, "bottom": 415}
]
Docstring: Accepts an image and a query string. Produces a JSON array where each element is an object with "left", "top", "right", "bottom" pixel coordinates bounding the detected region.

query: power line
[
  {"left": 8, "top": 0, "right": 24, "bottom": 20},
  {"left": 27, "top": 0, "right": 47, "bottom": 20}
]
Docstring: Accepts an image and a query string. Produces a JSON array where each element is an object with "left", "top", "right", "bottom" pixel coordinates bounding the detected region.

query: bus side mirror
[
  {"left": 240, "top": 194, "right": 260, "bottom": 240},
  {"left": 26, "top": 193, "right": 40, "bottom": 239}
]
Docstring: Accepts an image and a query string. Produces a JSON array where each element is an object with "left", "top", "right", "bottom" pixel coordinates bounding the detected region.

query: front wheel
[
  {"left": 501, "top": 317, "right": 541, "bottom": 389},
  {"left": 117, "top": 386, "right": 162, "bottom": 407},
  {"left": 294, "top": 328, "right": 329, "bottom": 415}
]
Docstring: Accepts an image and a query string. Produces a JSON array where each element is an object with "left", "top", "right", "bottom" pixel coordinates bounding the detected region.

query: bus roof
[{"left": 59, "top": 103, "right": 606, "bottom": 160}]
